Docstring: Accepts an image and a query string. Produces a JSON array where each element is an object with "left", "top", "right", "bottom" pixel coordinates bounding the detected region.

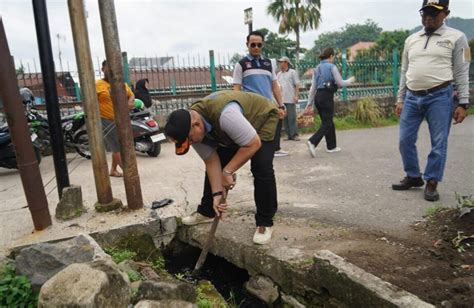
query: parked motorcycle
[
  {"left": 0, "top": 124, "right": 42, "bottom": 169},
  {"left": 75, "top": 107, "right": 165, "bottom": 159},
  {"left": 20, "top": 87, "right": 89, "bottom": 158}
]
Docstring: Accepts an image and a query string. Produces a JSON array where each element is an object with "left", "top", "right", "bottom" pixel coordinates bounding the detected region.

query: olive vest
[{"left": 190, "top": 90, "right": 279, "bottom": 147}]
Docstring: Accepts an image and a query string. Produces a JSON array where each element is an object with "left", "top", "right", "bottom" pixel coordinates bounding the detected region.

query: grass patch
[
  {"left": 0, "top": 262, "right": 38, "bottom": 307},
  {"left": 103, "top": 247, "right": 137, "bottom": 264},
  {"left": 467, "top": 105, "right": 474, "bottom": 115},
  {"left": 300, "top": 114, "right": 399, "bottom": 134},
  {"left": 425, "top": 205, "right": 444, "bottom": 217}
]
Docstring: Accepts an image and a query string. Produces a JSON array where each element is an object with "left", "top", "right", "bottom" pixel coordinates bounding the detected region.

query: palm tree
[{"left": 267, "top": 0, "right": 322, "bottom": 67}]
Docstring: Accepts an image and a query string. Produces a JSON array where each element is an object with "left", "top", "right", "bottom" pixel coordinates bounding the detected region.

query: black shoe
[
  {"left": 424, "top": 180, "right": 439, "bottom": 201},
  {"left": 392, "top": 176, "right": 424, "bottom": 190}
]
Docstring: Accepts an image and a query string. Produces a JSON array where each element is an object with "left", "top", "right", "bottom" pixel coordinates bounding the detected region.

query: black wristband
[
  {"left": 458, "top": 104, "right": 468, "bottom": 110},
  {"left": 212, "top": 191, "right": 223, "bottom": 197},
  {"left": 278, "top": 105, "right": 285, "bottom": 110}
]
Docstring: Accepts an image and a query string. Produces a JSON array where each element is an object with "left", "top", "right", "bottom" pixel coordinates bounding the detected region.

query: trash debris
[{"left": 151, "top": 198, "right": 173, "bottom": 209}]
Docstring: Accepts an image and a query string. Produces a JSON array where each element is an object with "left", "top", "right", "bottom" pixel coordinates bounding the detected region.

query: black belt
[{"left": 408, "top": 81, "right": 451, "bottom": 96}]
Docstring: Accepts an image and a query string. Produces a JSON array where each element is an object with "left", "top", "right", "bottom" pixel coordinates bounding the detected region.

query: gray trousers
[{"left": 283, "top": 103, "right": 298, "bottom": 139}]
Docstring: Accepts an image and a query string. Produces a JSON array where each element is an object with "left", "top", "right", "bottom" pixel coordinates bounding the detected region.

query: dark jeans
[
  {"left": 308, "top": 90, "right": 336, "bottom": 150},
  {"left": 197, "top": 142, "right": 278, "bottom": 227},
  {"left": 274, "top": 119, "right": 283, "bottom": 151}
]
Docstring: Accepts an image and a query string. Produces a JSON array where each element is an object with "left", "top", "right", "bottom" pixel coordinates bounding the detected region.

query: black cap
[
  {"left": 421, "top": 0, "right": 449, "bottom": 11},
  {"left": 164, "top": 109, "right": 191, "bottom": 155}
]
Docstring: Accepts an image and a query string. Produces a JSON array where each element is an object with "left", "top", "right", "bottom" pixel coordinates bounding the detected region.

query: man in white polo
[{"left": 392, "top": 0, "right": 470, "bottom": 201}]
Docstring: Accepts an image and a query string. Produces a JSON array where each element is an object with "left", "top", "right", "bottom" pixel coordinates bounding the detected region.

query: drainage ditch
[{"left": 164, "top": 241, "right": 267, "bottom": 307}]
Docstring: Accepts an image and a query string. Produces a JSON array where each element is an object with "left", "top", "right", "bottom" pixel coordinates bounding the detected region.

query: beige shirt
[{"left": 397, "top": 24, "right": 470, "bottom": 105}]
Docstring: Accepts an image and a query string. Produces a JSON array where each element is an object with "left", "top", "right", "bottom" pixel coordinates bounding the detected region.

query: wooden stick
[{"left": 192, "top": 189, "right": 227, "bottom": 276}]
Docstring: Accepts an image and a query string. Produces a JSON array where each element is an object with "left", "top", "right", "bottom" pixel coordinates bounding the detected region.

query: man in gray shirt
[
  {"left": 165, "top": 91, "right": 280, "bottom": 245},
  {"left": 277, "top": 57, "right": 300, "bottom": 141},
  {"left": 392, "top": 0, "right": 470, "bottom": 202}
]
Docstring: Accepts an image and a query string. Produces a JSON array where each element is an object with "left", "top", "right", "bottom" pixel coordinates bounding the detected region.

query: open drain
[{"left": 164, "top": 242, "right": 267, "bottom": 307}]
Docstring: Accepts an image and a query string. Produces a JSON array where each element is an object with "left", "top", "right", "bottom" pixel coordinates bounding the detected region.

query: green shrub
[
  {"left": 0, "top": 263, "right": 38, "bottom": 307},
  {"left": 354, "top": 97, "right": 382, "bottom": 125}
]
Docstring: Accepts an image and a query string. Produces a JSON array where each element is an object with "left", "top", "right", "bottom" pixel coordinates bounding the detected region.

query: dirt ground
[{"left": 260, "top": 207, "right": 474, "bottom": 307}]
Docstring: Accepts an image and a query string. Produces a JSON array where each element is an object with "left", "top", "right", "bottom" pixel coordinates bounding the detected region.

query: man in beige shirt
[{"left": 392, "top": 0, "right": 470, "bottom": 202}]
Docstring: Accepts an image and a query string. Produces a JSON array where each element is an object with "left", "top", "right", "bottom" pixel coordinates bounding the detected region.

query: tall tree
[
  {"left": 305, "top": 19, "right": 382, "bottom": 61},
  {"left": 256, "top": 28, "right": 299, "bottom": 60},
  {"left": 372, "top": 30, "right": 410, "bottom": 54},
  {"left": 267, "top": 0, "right": 322, "bottom": 67}
]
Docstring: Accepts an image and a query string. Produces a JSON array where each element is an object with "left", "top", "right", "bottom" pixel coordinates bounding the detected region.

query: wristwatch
[
  {"left": 278, "top": 105, "right": 285, "bottom": 110},
  {"left": 458, "top": 104, "right": 468, "bottom": 110}
]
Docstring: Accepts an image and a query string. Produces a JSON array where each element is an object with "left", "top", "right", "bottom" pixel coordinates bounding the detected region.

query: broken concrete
[
  {"left": 94, "top": 197, "right": 123, "bottom": 213},
  {"left": 135, "top": 280, "right": 196, "bottom": 303},
  {"left": 55, "top": 185, "right": 85, "bottom": 220},
  {"left": 244, "top": 275, "right": 279, "bottom": 305}
]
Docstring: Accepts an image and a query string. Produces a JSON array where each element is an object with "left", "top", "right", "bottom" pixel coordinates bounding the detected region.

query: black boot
[
  {"left": 424, "top": 180, "right": 439, "bottom": 201},
  {"left": 392, "top": 176, "right": 424, "bottom": 190}
]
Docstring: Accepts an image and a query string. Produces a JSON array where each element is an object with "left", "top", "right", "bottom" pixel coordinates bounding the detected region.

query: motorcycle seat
[{"left": 0, "top": 132, "right": 11, "bottom": 145}]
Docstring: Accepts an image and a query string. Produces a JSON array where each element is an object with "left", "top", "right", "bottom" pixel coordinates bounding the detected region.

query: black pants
[
  {"left": 197, "top": 141, "right": 278, "bottom": 227},
  {"left": 309, "top": 89, "right": 336, "bottom": 150},
  {"left": 274, "top": 119, "right": 283, "bottom": 151}
]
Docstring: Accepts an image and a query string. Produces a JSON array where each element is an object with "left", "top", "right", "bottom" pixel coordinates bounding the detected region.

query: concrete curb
[
  {"left": 178, "top": 225, "right": 435, "bottom": 307},
  {"left": 312, "top": 250, "right": 434, "bottom": 308}
]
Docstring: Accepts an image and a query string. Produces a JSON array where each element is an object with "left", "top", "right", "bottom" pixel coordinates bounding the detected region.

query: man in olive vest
[{"left": 165, "top": 90, "right": 279, "bottom": 244}]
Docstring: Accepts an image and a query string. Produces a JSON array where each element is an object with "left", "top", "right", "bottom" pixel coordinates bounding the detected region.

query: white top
[{"left": 277, "top": 69, "right": 300, "bottom": 104}]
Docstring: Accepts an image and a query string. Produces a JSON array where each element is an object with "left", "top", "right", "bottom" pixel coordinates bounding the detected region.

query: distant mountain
[{"left": 411, "top": 17, "right": 474, "bottom": 39}]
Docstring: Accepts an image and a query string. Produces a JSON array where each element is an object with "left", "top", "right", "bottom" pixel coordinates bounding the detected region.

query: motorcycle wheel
[
  {"left": 146, "top": 139, "right": 161, "bottom": 157},
  {"left": 74, "top": 131, "right": 91, "bottom": 159}
]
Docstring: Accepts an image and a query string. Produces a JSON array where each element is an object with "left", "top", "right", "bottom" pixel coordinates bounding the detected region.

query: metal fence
[{"left": 1, "top": 49, "right": 473, "bottom": 122}]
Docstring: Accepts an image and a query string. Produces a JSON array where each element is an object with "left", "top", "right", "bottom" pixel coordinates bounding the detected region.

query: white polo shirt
[{"left": 397, "top": 24, "right": 470, "bottom": 105}]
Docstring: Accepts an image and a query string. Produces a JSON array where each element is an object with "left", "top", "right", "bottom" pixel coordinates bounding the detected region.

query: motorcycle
[
  {"left": 0, "top": 124, "right": 42, "bottom": 169},
  {"left": 75, "top": 108, "right": 165, "bottom": 159},
  {"left": 20, "top": 87, "right": 88, "bottom": 158}
]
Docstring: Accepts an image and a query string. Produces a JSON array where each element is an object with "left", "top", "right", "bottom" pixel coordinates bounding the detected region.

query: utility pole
[
  {"left": 56, "top": 33, "right": 65, "bottom": 73},
  {"left": 0, "top": 18, "right": 52, "bottom": 230},
  {"left": 244, "top": 7, "right": 253, "bottom": 35},
  {"left": 98, "top": 0, "right": 143, "bottom": 210}
]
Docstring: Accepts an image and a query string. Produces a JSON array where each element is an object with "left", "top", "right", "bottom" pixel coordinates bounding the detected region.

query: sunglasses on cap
[{"left": 249, "top": 43, "right": 263, "bottom": 48}]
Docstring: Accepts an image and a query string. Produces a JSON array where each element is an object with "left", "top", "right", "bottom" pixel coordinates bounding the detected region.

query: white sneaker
[
  {"left": 326, "top": 147, "right": 341, "bottom": 153},
  {"left": 307, "top": 140, "right": 316, "bottom": 158},
  {"left": 253, "top": 226, "right": 273, "bottom": 245},
  {"left": 274, "top": 149, "right": 289, "bottom": 157},
  {"left": 181, "top": 212, "right": 214, "bottom": 226}
]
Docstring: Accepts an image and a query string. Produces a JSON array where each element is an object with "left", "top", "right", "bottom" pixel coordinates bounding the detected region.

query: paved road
[{"left": 1, "top": 117, "right": 473, "bottom": 251}]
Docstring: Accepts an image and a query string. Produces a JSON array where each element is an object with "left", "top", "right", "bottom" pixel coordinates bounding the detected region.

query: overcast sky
[{"left": 1, "top": 0, "right": 473, "bottom": 72}]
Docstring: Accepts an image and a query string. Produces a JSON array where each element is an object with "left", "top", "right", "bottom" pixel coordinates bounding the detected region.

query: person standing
[
  {"left": 233, "top": 30, "right": 288, "bottom": 157},
  {"left": 96, "top": 60, "right": 141, "bottom": 177},
  {"left": 165, "top": 91, "right": 280, "bottom": 244},
  {"left": 306, "top": 48, "right": 355, "bottom": 157},
  {"left": 392, "top": 0, "right": 469, "bottom": 202},
  {"left": 277, "top": 56, "right": 300, "bottom": 141}
]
